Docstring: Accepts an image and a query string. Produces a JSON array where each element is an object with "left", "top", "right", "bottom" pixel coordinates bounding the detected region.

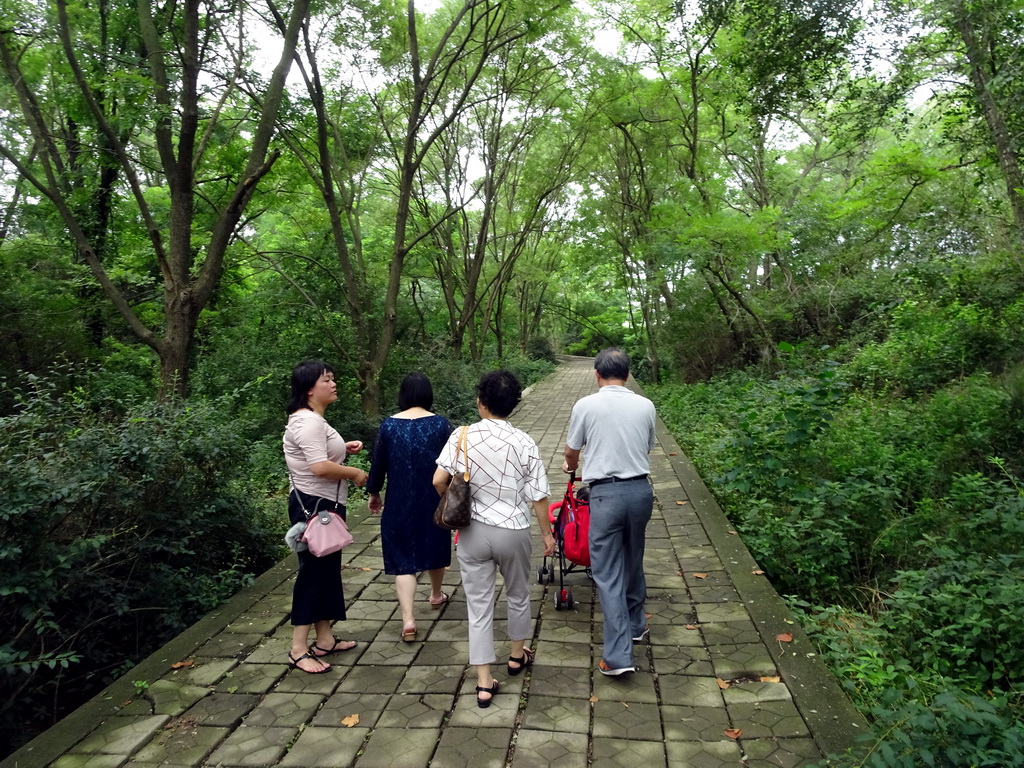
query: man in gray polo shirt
[{"left": 563, "top": 348, "right": 656, "bottom": 675}]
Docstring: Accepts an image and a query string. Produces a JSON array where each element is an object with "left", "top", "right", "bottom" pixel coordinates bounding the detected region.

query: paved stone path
[{"left": 4, "top": 357, "right": 866, "bottom": 768}]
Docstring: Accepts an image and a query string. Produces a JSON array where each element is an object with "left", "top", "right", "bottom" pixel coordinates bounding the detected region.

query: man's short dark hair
[
  {"left": 398, "top": 372, "right": 433, "bottom": 410},
  {"left": 476, "top": 369, "right": 522, "bottom": 418},
  {"left": 595, "top": 348, "right": 629, "bottom": 381}
]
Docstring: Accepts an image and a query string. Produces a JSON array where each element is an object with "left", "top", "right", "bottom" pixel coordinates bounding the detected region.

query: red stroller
[{"left": 538, "top": 473, "right": 591, "bottom": 610}]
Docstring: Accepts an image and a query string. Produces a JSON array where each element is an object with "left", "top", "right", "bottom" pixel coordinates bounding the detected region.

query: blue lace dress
[{"left": 367, "top": 415, "right": 454, "bottom": 575}]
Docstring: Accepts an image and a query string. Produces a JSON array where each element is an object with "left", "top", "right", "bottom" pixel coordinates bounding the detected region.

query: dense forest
[{"left": 1, "top": 0, "right": 1023, "bottom": 762}]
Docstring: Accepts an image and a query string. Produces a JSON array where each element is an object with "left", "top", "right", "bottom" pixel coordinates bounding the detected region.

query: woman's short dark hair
[
  {"left": 398, "top": 372, "right": 433, "bottom": 410},
  {"left": 287, "top": 360, "right": 333, "bottom": 414},
  {"left": 476, "top": 369, "right": 521, "bottom": 418},
  {"left": 594, "top": 348, "right": 630, "bottom": 381}
]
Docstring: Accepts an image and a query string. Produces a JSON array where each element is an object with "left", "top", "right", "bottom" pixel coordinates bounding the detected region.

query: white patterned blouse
[{"left": 435, "top": 418, "right": 549, "bottom": 530}]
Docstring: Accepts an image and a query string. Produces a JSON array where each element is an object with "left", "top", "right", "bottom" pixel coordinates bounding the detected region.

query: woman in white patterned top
[{"left": 433, "top": 370, "right": 555, "bottom": 708}]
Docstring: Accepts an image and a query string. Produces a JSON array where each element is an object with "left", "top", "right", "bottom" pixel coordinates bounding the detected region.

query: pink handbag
[{"left": 302, "top": 508, "right": 353, "bottom": 556}]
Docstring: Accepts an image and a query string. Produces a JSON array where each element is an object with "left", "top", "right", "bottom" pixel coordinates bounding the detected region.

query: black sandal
[
  {"left": 476, "top": 680, "right": 499, "bottom": 708},
  {"left": 507, "top": 647, "right": 534, "bottom": 676},
  {"left": 288, "top": 651, "right": 330, "bottom": 675}
]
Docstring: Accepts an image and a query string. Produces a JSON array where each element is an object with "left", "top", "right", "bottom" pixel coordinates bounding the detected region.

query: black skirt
[{"left": 289, "top": 489, "right": 346, "bottom": 625}]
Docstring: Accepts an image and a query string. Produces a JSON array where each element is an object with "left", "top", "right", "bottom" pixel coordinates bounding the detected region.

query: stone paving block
[
  {"left": 700, "top": 621, "right": 762, "bottom": 646},
  {"left": 143, "top": 680, "right": 210, "bottom": 716},
  {"left": 510, "top": 729, "right": 587, "bottom": 768},
  {"left": 239, "top": 636, "right": 290, "bottom": 664},
  {"left": 432, "top": 725, "right": 512, "bottom": 768},
  {"left": 311, "top": 692, "right": 390, "bottom": 727},
  {"left": 427, "top": 620, "right": 472, "bottom": 642},
  {"left": 73, "top": 715, "right": 170, "bottom": 756},
  {"left": 591, "top": 736, "right": 667, "bottom": 767},
  {"left": 650, "top": 644, "right": 714, "bottom": 676},
  {"left": 377, "top": 693, "right": 454, "bottom": 728},
  {"left": 531, "top": 640, "right": 591, "bottom": 669},
  {"left": 591, "top": 700, "right": 662, "bottom": 740},
  {"left": 723, "top": 680, "right": 792, "bottom": 704},
  {"left": 358, "top": 635, "right": 424, "bottom": 665},
  {"left": 657, "top": 675, "right": 726, "bottom": 708},
  {"left": 647, "top": 624, "right": 705, "bottom": 646},
  {"left": 592, "top": 669, "right": 657, "bottom": 703},
  {"left": 242, "top": 692, "right": 325, "bottom": 727},
  {"left": 205, "top": 725, "right": 295, "bottom": 766},
  {"left": 276, "top": 665, "right": 344, "bottom": 698},
  {"left": 741, "top": 736, "right": 821, "bottom": 766},
  {"left": 689, "top": 585, "right": 741, "bottom": 604},
  {"left": 436, "top": 600, "right": 469, "bottom": 621},
  {"left": 710, "top": 644, "right": 778, "bottom": 679},
  {"left": 540, "top": 619, "right": 591, "bottom": 645},
  {"left": 344, "top": 600, "right": 397, "bottom": 623},
  {"left": 279, "top": 725, "right": 369, "bottom": 767},
  {"left": 52, "top": 756, "right": 127, "bottom": 768},
  {"left": 193, "top": 633, "right": 263, "bottom": 659},
  {"left": 400, "top": 664, "right": 465, "bottom": 695},
  {"left": 664, "top": 739, "right": 742, "bottom": 767},
  {"left": 340, "top": 664, "right": 407, "bottom": 693},
  {"left": 520, "top": 694, "right": 589, "bottom": 734},
  {"left": 356, "top": 726, "right": 438, "bottom": 768},
  {"left": 727, "top": 700, "right": 810, "bottom": 739},
  {"left": 661, "top": 704, "right": 732, "bottom": 742},
  {"left": 447, "top": 690, "right": 518, "bottom": 728},
  {"left": 644, "top": 602, "right": 697, "bottom": 626},
  {"left": 528, "top": 665, "right": 591, "bottom": 698},
  {"left": 181, "top": 692, "right": 259, "bottom": 726},
  {"left": 216, "top": 661, "right": 285, "bottom": 694},
  {"left": 163, "top": 658, "right": 236, "bottom": 687},
  {"left": 695, "top": 603, "right": 751, "bottom": 623},
  {"left": 131, "top": 722, "right": 229, "bottom": 766},
  {"left": 413, "top": 640, "right": 470, "bottom": 665},
  {"left": 223, "top": 613, "right": 284, "bottom": 636},
  {"left": 340, "top": 564, "right": 380, "bottom": 585}
]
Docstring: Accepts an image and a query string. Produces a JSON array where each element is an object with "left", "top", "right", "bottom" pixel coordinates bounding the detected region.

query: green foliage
[
  {"left": 0, "top": 368, "right": 278, "bottom": 752},
  {"left": 835, "top": 690, "right": 1024, "bottom": 768},
  {"left": 846, "top": 300, "right": 1004, "bottom": 395}
]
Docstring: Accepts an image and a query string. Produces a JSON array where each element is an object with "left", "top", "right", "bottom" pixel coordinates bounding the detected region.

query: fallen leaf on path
[
  {"left": 170, "top": 660, "right": 193, "bottom": 669},
  {"left": 716, "top": 678, "right": 730, "bottom": 690},
  {"left": 752, "top": 569, "right": 765, "bottom": 575},
  {"left": 724, "top": 728, "right": 742, "bottom": 740},
  {"left": 759, "top": 676, "right": 782, "bottom": 683},
  {"left": 693, "top": 573, "right": 708, "bottom": 579},
  {"left": 727, "top": 530, "right": 737, "bottom": 535},
  {"left": 675, "top": 500, "right": 688, "bottom": 506},
  {"left": 776, "top": 632, "right": 794, "bottom": 643},
  {"left": 685, "top": 624, "right": 699, "bottom": 630},
  {"left": 341, "top": 714, "right": 360, "bottom": 727},
  {"left": 589, "top": 695, "right": 599, "bottom": 703}
]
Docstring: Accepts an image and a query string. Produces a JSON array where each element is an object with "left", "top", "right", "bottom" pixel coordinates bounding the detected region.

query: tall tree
[{"left": 0, "top": 0, "right": 309, "bottom": 396}]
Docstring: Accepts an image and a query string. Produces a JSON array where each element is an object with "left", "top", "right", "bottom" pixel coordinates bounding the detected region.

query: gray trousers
[
  {"left": 457, "top": 521, "right": 533, "bottom": 665},
  {"left": 589, "top": 478, "right": 654, "bottom": 669}
]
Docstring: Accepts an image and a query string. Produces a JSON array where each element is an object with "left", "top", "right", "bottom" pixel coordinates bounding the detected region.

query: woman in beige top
[{"left": 283, "top": 360, "right": 368, "bottom": 674}]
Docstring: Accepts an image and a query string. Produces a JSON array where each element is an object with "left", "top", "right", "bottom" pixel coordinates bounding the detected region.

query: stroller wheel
[
  {"left": 537, "top": 565, "right": 547, "bottom": 585},
  {"left": 555, "top": 587, "right": 572, "bottom": 610}
]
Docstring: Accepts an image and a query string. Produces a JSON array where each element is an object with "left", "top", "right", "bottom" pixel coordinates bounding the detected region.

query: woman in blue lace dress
[{"left": 367, "top": 373, "right": 454, "bottom": 641}]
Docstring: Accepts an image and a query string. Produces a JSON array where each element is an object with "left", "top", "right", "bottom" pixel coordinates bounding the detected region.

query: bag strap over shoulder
[{"left": 455, "top": 425, "right": 471, "bottom": 481}]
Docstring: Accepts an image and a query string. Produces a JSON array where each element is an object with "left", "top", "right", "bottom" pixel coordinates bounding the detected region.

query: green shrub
[
  {"left": 830, "top": 690, "right": 1024, "bottom": 768},
  {"left": 884, "top": 551, "right": 1024, "bottom": 691},
  {"left": 846, "top": 300, "right": 1003, "bottom": 395},
  {"left": 0, "top": 370, "right": 278, "bottom": 753}
]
